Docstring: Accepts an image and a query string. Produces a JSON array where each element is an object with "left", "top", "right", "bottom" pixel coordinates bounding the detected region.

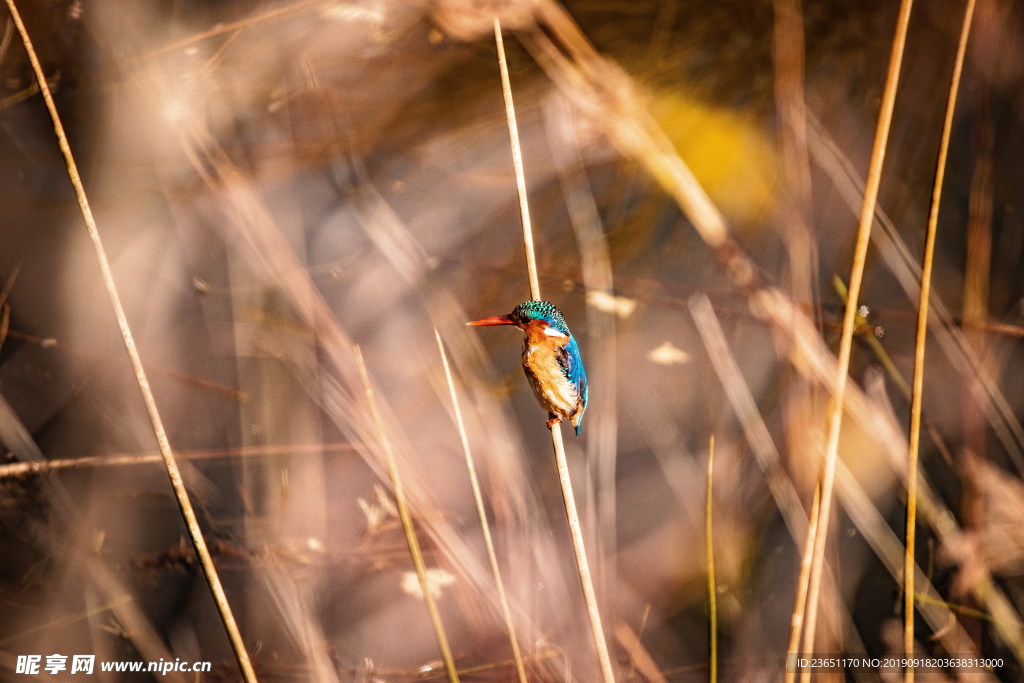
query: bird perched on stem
[{"left": 468, "top": 300, "right": 589, "bottom": 436}]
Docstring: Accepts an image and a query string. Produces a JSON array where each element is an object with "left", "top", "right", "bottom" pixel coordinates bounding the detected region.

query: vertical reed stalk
[
  {"left": 904, "top": 1, "right": 977, "bottom": 678},
  {"left": 706, "top": 435, "right": 718, "bottom": 683},
  {"left": 552, "top": 423, "right": 616, "bottom": 682},
  {"left": 2, "top": 2, "right": 257, "bottom": 680},
  {"left": 435, "top": 330, "right": 528, "bottom": 683},
  {"left": 797, "top": 2, "right": 914, "bottom": 675},
  {"left": 495, "top": 18, "right": 616, "bottom": 682},
  {"left": 495, "top": 18, "right": 541, "bottom": 301},
  {"left": 785, "top": 487, "right": 820, "bottom": 682},
  {"left": 354, "top": 347, "right": 459, "bottom": 683}
]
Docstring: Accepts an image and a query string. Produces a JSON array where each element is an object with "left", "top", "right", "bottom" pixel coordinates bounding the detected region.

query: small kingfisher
[{"left": 468, "top": 300, "right": 589, "bottom": 436}]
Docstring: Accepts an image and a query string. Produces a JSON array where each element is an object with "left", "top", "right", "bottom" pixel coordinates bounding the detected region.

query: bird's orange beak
[{"left": 467, "top": 315, "right": 515, "bottom": 326}]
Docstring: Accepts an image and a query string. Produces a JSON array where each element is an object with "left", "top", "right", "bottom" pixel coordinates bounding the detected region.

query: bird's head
[{"left": 467, "top": 300, "right": 572, "bottom": 338}]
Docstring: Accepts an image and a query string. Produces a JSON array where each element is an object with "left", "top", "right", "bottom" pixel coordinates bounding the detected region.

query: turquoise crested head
[{"left": 506, "top": 300, "right": 571, "bottom": 336}]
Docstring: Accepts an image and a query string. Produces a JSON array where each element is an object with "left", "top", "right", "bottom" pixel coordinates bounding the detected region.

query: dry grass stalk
[
  {"left": 797, "top": 1, "right": 915, "bottom": 673},
  {"left": 354, "top": 346, "right": 459, "bottom": 683},
  {"left": 495, "top": 18, "right": 541, "bottom": 302},
  {"left": 551, "top": 424, "right": 616, "bottom": 681},
  {"left": 1, "top": 1, "right": 257, "bottom": 680},
  {"left": 495, "top": 17, "right": 616, "bottom": 682},
  {"left": 434, "top": 329, "right": 527, "bottom": 683},
  {"left": 706, "top": 434, "right": 717, "bottom": 683},
  {"left": 0, "top": 443, "right": 356, "bottom": 480},
  {"left": 905, "top": 0, "right": 978, "bottom": 674}
]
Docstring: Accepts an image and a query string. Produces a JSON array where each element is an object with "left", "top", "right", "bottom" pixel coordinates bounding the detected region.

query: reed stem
[
  {"left": 706, "top": 435, "right": 718, "bottom": 683},
  {"left": 905, "top": 1, "right": 977, "bottom": 678},
  {"left": 435, "top": 330, "right": 527, "bottom": 682}
]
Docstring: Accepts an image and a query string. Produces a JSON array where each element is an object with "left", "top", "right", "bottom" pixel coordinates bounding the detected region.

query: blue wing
[{"left": 558, "top": 335, "right": 589, "bottom": 436}]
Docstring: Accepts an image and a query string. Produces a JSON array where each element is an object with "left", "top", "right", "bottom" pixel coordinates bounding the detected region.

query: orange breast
[{"left": 520, "top": 321, "right": 577, "bottom": 419}]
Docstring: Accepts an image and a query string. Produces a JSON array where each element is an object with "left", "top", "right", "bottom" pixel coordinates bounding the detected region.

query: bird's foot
[{"left": 546, "top": 416, "right": 563, "bottom": 430}]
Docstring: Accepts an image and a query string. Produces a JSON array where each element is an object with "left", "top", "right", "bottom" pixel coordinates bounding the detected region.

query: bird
[{"left": 468, "top": 300, "right": 589, "bottom": 436}]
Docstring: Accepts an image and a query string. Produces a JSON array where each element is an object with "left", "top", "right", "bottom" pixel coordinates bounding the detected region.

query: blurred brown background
[{"left": 1, "top": 1, "right": 1022, "bottom": 680}]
